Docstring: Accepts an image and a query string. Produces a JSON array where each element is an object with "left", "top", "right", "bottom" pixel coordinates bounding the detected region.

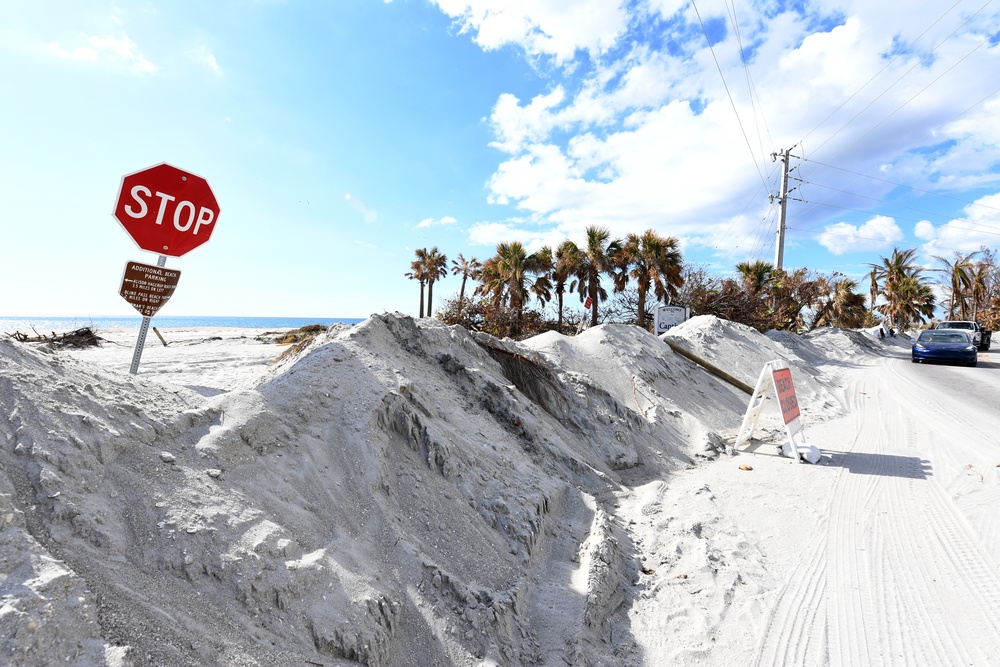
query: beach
[{"left": 2, "top": 313, "right": 999, "bottom": 666}]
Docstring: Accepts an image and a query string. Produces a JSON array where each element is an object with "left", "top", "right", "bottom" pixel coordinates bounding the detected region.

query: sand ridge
[{"left": 1, "top": 313, "right": 998, "bottom": 666}]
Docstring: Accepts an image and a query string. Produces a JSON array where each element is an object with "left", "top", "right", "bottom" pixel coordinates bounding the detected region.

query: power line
[
  {"left": 691, "top": 0, "right": 770, "bottom": 191},
  {"left": 792, "top": 177, "right": 1000, "bottom": 230},
  {"left": 749, "top": 201, "right": 779, "bottom": 260},
  {"left": 790, "top": 82, "right": 1000, "bottom": 228},
  {"left": 812, "top": 21, "right": 1000, "bottom": 172},
  {"left": 772, "top": 7, "right": 996, "bottom": 268},
  {"left": 803, "top": 1, "right": 990, "bottom": 159},
  {"left": 702, "top": 1, "right": 1000, "bottom": 270},
  {"left": 798, "top": 157, "right": 1000, "bottom": 214},
  {"left": 790, "top": 196, "right": 1000, "bottom": 238},
  {"left": 725, "top": 0, "right": 774, "bottom": 174},
  {"left": 787, "top": 224, "right": 994, "bottom": 257},
  {"left": 720, "top": 198, "right": 779, "bottom": 265},
  {"left": 715, "top": 164, "right": 781, "bottom": 253}
]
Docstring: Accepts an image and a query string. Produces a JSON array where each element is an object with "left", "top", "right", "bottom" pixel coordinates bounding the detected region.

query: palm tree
[
  {"left": 553, "top": 240, "right": 584, "bottom": 330},
  {"left": 405, "top": 254, "right": 428, "bottom": 318},
  {"left": 871, "top": 247, "right": 921, "bottom": 291},
  {"left": 878, "top": 273, "right": 936, "bottom": 330},
  {"left": 531, "top": 245, "right": 555, "bottom": 310},
  {"left": 422, "top": 247, "right": 448, "bottom": 317},
  {"left": 475, "top": 241, "right": 551, "bottom": 334},
  {"left": 812, "top": 278, "right": 868, "bottom": 329},
  {"left": 735, "top": 260, "right": 774, "bottom": 297},
  {"left": 576, "top": 226, "right": 623, "bottom": 326},
  {"left": 619, "top": 230, "right": 684, "bottom": 329},
  {"left": 870, "top": 247, "right": 925, "bottom": 330},
  {"left": 450, "top": 253, "right": 481, "bottom": 316},
  {"left": 968, "top": 261, "right": 991, "bottom": 322},
  {"left": 933, "top": 251, "right": 978, "bottom": 319}
]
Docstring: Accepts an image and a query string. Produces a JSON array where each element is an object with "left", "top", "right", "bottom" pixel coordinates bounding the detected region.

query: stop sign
[{"left": 113, "top": 163, "right": 220, "bottom": 257}]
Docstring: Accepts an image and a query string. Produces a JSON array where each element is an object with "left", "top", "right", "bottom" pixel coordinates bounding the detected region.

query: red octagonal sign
[{"left": 113, "top": 163, "right": 220, "bottom": 257}]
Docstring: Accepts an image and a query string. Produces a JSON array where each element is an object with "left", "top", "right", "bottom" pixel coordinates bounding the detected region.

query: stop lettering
[{"left": 113, "top": 163, "right": 220, "bottom": 257}]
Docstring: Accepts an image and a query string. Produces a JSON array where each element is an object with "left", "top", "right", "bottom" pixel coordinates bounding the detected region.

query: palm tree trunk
[
  {"left": 810, "top": 302, "right": 831, "bottom": 331},
  {"left": 419, "top": 282, "right": 426, "bottom": 318},
  {"left": 590, "top": 285, "right": 599, "bottom": 326},
  {"left": 458, "top": 277, "right": 468, "bottom": 315},
  {"left": 427, "top": 280, "right": 434, "bottom": 317},
  {"left": 636, "top": 285, "right": 648, "bottom": 328}
]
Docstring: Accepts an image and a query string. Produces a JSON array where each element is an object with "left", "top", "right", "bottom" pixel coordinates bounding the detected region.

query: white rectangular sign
[{"left": 656, "top": 305, "right": 688, "bottom": 334}]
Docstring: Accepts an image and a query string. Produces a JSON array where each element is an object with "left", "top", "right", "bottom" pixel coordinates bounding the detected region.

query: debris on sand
[{"left": 5, "top": 327, "right": 104, "bottom": 348}]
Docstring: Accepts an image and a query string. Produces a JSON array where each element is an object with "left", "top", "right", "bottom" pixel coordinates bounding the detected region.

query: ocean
[{"left": 0, "top": 315, "right": 364, "bottom": 335}]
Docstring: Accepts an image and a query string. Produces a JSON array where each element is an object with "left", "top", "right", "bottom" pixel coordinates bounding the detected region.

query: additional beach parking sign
[{"left": 119, "top": 261, "right": 180, "bottom": 317}]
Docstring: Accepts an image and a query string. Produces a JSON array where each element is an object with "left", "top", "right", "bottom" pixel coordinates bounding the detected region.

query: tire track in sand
[{"left": 753, "top": 359, "right": 1000, "bottom": 665}]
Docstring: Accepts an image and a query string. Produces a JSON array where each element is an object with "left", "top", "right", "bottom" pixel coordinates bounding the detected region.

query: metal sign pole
[{"left": 129, "top": 254, "right": 168, "bottom": 375}]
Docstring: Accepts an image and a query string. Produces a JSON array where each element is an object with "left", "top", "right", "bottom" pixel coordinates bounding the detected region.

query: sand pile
[{"left": 3, "top": 313, "right": 983, "bottom": 666}]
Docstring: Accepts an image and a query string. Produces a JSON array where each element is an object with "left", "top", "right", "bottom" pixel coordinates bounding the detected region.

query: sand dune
[{"left": 1, "top": 313, "right": 998, "bottom": 666}]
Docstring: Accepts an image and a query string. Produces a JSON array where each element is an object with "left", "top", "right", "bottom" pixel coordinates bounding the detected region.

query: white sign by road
[{"left": 656, "top": 305, "right": 689, "bottom": 334}]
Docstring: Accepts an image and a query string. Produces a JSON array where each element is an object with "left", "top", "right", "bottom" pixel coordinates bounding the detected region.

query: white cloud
[
  {"left": 488, "top": 47, "right": 678, "bottom": 155},
  {"left": 415, "top": 216, "right": 458, "bottom": 229},
  {"left": 917, "top": 192, "right": 1000, "bottom": 253},
  {"left": 461, "top": 0, "right": 1000, "bottom": 268},
  {"left": 486, "top": 96, "right": 769, "bottom": 247},
  {"left": 47, "top": 33, "right": 156, "bottom": 74},
  {"left": 468, "top": 220, "right": 563, "bottom": 252},
  {"left": 489, "top": 88, "right": 566, "bottom": 154},
  {"left": 345, "top": 193, "right": 378, "bottom": 224},
  {"left": 914, "top": 220, "right": 937, "bottom": 240},
  {"left": 818, "top": 215, "right": 904, "bottom": 255},
  {"left": 191, "top": 46, "right": 222, "bottom": 74},
  {"left": 46, "top": 43, "right": 98, "bottom": 62},
  {"left": 431, "top": 0, "right": 629, "bottom": 63}
]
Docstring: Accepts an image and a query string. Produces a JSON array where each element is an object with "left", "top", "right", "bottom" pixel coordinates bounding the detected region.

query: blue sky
[{"left": 2, "top": 0, "right": 999, "bottom": 319}]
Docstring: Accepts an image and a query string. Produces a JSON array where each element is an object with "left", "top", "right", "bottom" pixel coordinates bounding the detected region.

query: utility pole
[{"left": 771, "top": 147, "right": 791, "bottom": 271}]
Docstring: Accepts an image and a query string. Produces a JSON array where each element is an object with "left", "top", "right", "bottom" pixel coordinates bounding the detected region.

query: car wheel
[
  {"left": 969, "top": 359, "right": 978, "bottom": 367},
  {"left": 911, "top": 357, "right": 918, "bottom": 363}
]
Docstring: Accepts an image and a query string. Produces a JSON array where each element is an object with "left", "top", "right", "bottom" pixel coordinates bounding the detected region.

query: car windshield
[
  {"left": 939, "top": 322, "right": 973, "bottom": 329},
  {"left": 919, "top": 331, "right": 969, "bottom": 343}
]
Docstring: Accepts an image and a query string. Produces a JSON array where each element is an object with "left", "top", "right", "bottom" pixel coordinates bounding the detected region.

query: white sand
[{"left": 1, "top": 313, "right": 999, "bottom": 666}]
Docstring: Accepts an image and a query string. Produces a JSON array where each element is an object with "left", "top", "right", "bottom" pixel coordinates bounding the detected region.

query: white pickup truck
[{"left": 934, "top": 321, "right": 992, "bottom": 351}]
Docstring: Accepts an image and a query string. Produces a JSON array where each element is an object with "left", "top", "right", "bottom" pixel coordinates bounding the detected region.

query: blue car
[{"left": 911, "top": 330, "right": 978, "bottom": 366}]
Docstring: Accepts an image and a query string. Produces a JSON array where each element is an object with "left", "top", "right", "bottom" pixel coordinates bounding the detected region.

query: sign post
[{"left": 112, "top": 163, "right": 219, "bottom": 374}]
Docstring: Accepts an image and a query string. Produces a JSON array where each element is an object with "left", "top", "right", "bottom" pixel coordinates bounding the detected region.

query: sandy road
[{"left": 752, "top": 347, "right": 1000, "bottom": 666}]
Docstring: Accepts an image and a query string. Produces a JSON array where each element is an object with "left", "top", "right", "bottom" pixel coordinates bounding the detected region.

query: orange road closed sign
[
  {"left": 119, "top": 261, "right": 181, "bottom": 317},
  {"left": 771, "top": 366, "right": 800, "bottom": 424}
]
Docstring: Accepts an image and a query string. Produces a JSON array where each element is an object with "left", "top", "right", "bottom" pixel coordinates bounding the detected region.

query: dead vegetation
[
  {"left": 5, "top": 327, "right": 104, "bottom": 348},
  {"left": 256, "top": 324, "right": 327, "bottom": 345},
  {"left": 256, "top": 324, "right": 330, "bottom": 364}
]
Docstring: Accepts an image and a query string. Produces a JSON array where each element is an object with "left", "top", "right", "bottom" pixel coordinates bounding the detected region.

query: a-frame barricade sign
[{"left": 735, "top": 360, "right": 817, "bottom": 463}]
